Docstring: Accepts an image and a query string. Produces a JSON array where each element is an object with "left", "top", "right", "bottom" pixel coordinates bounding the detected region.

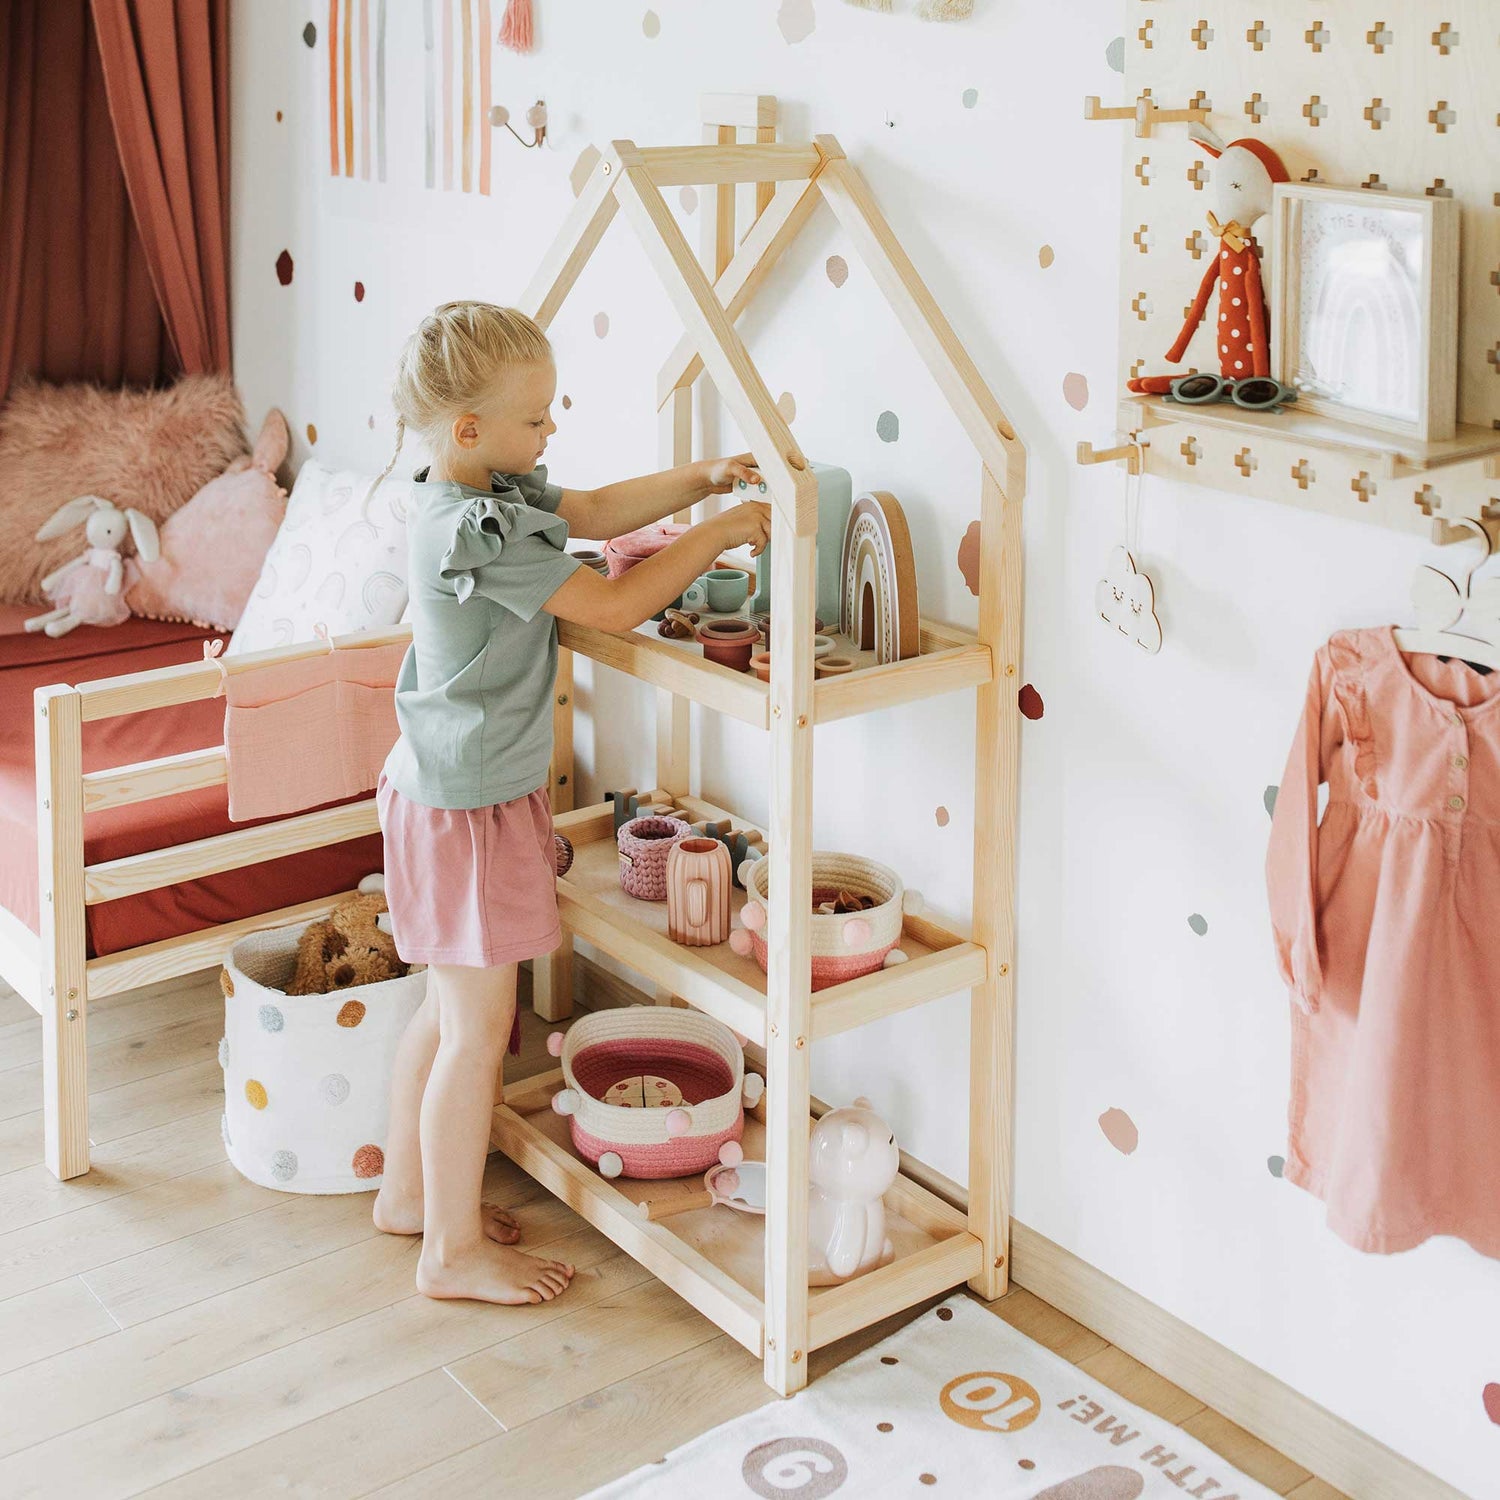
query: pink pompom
[
  {"left": 741, "top": 902, "right": 766, "bottom": 932},
  {"left": 843, "top": 916, "right": 872, "bottom": 947},
  {"left": 719, "top": 1140, "right": 744, "bottom": 1167},
  {"left": 728, "top": 928, "right": 754, "bottom": 957},
  {"left": 551, "top": 1088, "right": 579, "bottom": 1117},
  {"left": 546, "top": 1031, "right": 565, "bottom": 1057},
  {"left": 665, "top": 1108, "right": 691, "bottom": 1137}
]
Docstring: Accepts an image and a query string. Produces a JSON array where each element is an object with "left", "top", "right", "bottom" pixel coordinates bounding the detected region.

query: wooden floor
[{"left": 0, "top": 970, "right": 1347, "bottom": 1499}]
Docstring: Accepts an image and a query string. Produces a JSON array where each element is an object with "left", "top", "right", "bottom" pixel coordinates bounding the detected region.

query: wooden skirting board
[{"left": 559, "top": 951, "right": 1457, "bottom": 1500}]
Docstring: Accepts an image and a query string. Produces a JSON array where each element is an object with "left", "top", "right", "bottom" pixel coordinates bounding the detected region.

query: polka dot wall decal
[
  {"left": 1038, "top": 245, "right": 1055, "bottom": 269},
  {"left": 1264, "top": 784, "right": 1279, "bottom": 816},
  {"left": 876, "top": 1422, "right": 894, "bottom": 1433},
  {"left": 352, "top": 1143, "right": 385, "bottom": 1178},
  {"left": 561, "top": 394, "right": 572, "bottom": 410},
  {"left": 306, "top": 423, "right": 318, "bottom": 445},
  {"left": 1267, "top": 1154, "right": 1285, "bottom": 1177},
  {"left": 594, "top": 312, "right": 610, "bottom": 339},
  {"left": 876, "top": 410, "right": 900, "bottom": 443},
  {"left": 1483, "top": 1383, "right": 1500, "bottom": 1425},
  {"left": 337, "top": 999, "right": 367, "bottom": 1028},
  {"left": 777, "top": 0, "right": 816, "bottom": 46},
  {"left": 303, "top": 20, "right": 317, "bottom": 46},
  {"left": 354, "top": 280, "right": 365, "bottom": 302},
  {"left": 776, "top": 391, "right": 796, "bottom": 423},
  {"left": 957, "top": 520, "right": 980, "bottom": 597},
  {"left": 245, "top": 1079, "right": 268, "bottom": 1111},
  {"left": 276, "top": 110, "right": 283, "bottom": 123},
  {"left": 271, "top": 1149, "right": 298, "bottom": 1182},
  {"left": 1187, "top": 912, "right": 1208, "bottom": 936},
  {"left": 275, "top": 249, "right": 294, "bottom": 286},
  {"left": 825, "top": 254, "right": 849, "bottom": 288},
  {"left": 1063, "top": 372, "right": 1090, "bottom": 411},
  {"left": 1018, "top": 684, "right": 1044, "bottom": 720},
  {"left": 1106, "top": 35, "right": 1126, "bottom": 72},
  {"left": 919, "top": 1478, "right": 936, "bottom": 1488},
  {"left": 258, "top": 1003, "right": 285, "bottom": 1032},
  {"left": 1099, "top": 1106, "right": 1138, "bottom": 1154},
  {"left": 962, "top": 88, "right": 978, "bottom": 109},
  {"left": 679, "top": 184, "right": 698, "bottom": 215},
  {"left": 569, "top": 144, "right": 601, "bottom": 199},
  {"left": 320, "top": 1073, "right": 351, "bottom": 1105},
  {"left": 935, "top": 806, "right": 949, "bottom": 827},
  {"left": 642, "top": 9, "right": 660, "bottom": 36},
  {"left": 1019, "top": 1459, "right": 1035, "bottom": 1470}
]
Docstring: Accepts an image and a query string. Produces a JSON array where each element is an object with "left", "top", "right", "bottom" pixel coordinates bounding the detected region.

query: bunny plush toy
[{"left": 26, "top": 496, "right": 161, "bottom": 637}]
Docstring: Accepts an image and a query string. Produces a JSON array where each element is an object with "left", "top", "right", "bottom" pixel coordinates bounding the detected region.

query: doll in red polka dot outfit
[{"left": 1128, "top": 130, "right": 1290, "bottom": 395}]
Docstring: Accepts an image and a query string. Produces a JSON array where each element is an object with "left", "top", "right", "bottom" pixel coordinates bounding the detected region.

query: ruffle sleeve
[{"left": 439, "top": 487, "right": 571, "bottom": 605}]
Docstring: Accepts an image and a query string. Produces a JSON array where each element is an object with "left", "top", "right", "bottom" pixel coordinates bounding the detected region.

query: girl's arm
[
  {"left": 543, "top": 501, "right": 771, "bottom": 633},
  {"left": 555, "top": 453, "right": 762, "bottom": 540}
]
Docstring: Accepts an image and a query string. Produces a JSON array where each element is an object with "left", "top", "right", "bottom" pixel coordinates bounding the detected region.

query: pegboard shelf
[{"left": 1127, "top": 397, "right": 1500, "bottom": 480}]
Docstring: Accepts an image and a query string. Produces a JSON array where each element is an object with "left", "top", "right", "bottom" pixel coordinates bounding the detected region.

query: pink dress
[{"left": 1267, "top": 627, "right": 1500, "bottom": 1257}]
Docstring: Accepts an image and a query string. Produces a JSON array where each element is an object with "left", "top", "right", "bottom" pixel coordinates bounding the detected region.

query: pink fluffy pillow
[
  {"left": 0, "top": 374, "right": 248, "bottom": 604},
  {"left": 128, "top": 410, "right": 290, "bottom": 631}
]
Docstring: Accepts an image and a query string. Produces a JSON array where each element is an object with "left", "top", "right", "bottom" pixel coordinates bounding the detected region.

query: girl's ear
[{"left": 452, "top": 413, "right": 481, "bottom": 451}]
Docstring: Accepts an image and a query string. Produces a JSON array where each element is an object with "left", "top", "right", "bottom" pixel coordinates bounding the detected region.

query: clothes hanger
[{"left": 1393, "top": 519, "right": 1500, "bottom": 672}]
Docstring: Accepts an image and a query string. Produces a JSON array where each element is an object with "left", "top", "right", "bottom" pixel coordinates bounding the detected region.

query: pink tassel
[{"left": 498, "top": 0, "right": 533, "bottom": 52}]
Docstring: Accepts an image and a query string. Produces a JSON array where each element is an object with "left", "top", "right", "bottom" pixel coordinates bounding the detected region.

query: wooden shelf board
[
  {"left": 556, "top": 798, "right": 982, "bottom": 1047},
  {"left": 491, "top": 1082, "right": 976, "bottom": 1358},
  {"left": 558, "top": 614, "right": 986, "bottom": 730},
  {"left": 1129, "top": 395, "right": 1500, "bottom": 478}
]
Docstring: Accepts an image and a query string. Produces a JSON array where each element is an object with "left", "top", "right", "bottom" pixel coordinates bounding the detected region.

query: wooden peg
[
  {"left": 1077, "top": 437, "right": 1147, "bottom": 475},
  {"left": 1085, "top": 94, "right": 1211, "bottom": 139}
]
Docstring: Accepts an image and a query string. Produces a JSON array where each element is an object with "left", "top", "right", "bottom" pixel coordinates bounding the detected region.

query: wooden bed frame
[{"left": 0, "top": 622, "right": 545, "bottom": 1182}]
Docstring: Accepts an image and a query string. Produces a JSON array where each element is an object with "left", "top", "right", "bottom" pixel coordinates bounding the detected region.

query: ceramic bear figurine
[{"left": 806, "top": 1097, "right": 899, "bottom": 1286}]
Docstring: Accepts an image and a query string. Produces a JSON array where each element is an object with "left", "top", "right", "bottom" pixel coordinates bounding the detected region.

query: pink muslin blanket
[{"left": 221, "top": 640, "right": 408, "bottom": 821}]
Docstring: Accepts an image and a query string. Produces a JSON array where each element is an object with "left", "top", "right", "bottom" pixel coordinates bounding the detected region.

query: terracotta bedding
[{"left": 0, "top": 607, "right": 383, "bottom": 957}]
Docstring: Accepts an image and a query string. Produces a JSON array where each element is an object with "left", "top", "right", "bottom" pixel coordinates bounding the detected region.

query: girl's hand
[
  {"left": 711, "top": 501, "right": 772, "bottom": 558},
  {"left": 702, "top": 453, "right": 763, "bottom": 495}
]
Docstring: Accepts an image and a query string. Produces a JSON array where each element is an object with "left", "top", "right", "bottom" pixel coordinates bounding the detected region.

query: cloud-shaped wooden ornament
[{"left": 1095, "top": 546, "right": 1162, "bottom": 654}]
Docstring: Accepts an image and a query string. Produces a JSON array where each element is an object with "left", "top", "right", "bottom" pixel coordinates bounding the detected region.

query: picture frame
[{"left": 1269, "top": 183, "right": 1459, "bottom": 443}]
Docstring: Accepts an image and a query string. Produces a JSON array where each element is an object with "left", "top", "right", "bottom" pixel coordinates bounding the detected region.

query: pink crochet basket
[
  {"left": 617, "top": 815, "right": 691, "bottom": 901},
  {"left": 549, "top": 1007, "right": 759, "bottom": 1180}
]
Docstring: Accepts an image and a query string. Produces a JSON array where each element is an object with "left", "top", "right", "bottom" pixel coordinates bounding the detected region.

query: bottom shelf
[{"left": 492, "top": 1070, "right": 982, "bottom": 1361}]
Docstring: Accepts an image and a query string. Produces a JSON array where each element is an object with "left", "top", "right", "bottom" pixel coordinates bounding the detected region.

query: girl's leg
[
  {"left": 415, "top": 962, "right": 575, "bottom": 1304},
  {"left": 373, "top": 972, "right": 520, "bottom": 1242}
]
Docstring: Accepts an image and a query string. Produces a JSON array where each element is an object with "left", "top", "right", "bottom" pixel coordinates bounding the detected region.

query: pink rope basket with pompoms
[{"left": 548, "top": 1008, "right": 760, "bottom": 1180}]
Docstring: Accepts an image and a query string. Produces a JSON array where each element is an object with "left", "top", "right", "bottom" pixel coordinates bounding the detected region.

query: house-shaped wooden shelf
[{"left": 504, "top": 106, "right": 1027, "bottom": 1398}]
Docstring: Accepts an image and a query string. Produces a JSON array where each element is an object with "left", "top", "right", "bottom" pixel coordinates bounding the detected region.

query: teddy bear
[
  {"left": 288, "top": 883, "right": 409, "bottom": 996},
  {"left": 806, "top": 1096, "right": 900, "bottom": 1286}
]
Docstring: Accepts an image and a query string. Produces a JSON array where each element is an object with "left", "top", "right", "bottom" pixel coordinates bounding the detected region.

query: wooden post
[
  {"left": 968, "top": 464, "right": 1024, "bottom": 1298},
  {"left": 763, "top": 521, "right": 817, "bottom": 1395},
  {"left": 36, "top": 685, "right": 89, "bottom": 1180},
  {"left": 658, "top": 385, "right": 695, "bottom": 796}
]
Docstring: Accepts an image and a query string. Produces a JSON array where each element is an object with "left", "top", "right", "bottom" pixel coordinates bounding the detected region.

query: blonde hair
[{"left": 364, "top": 301, "right": 552, "bottom": 513}]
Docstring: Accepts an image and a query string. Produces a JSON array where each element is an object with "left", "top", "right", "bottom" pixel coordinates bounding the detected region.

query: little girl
[{"left": 364, "top": 301, "right": 771, "bottom": 1306}]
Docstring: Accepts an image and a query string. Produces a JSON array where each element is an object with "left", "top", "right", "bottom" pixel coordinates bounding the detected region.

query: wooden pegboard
[{"left": 1111, "top": 1, "right": 1500, "bottom": 537}]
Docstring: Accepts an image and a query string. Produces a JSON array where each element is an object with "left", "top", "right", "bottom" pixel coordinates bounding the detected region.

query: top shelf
[
  {"left": 557, "top": 615, "right": 991, "bottom": 730},
  {"left": 1128, "top": 395, "right": 1500, "bottom": 479}
]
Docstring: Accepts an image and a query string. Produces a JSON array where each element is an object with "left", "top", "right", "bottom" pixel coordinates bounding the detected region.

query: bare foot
[
  {"left": 416, "top": 1240, "right": 576, "bottom": 1304},
  {"left": 373, "top": 1189, "right": 522, "bottom": 1245}
]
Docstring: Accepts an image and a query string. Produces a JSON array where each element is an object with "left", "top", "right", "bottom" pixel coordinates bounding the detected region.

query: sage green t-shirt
[{"left": 381, "top": 465, "right": 583, "bottom": 810}]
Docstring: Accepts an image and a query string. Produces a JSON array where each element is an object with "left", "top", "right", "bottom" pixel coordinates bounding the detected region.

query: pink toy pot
[
  {"left": 696, "top": 618, "right": 759, "bottom": 671},
  {"left": 667, "top": 838, "right": 733, "bottom": 946},
  {"left": 617, "top": 815, "right": 692, "bottom": 901},
  {"left": 604, "top": 523, "right": 689, "bottom": 578}
]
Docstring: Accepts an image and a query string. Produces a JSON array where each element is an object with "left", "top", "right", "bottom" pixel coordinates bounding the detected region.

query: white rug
[{"left": 588, "top": 1293, "right": 1277, "bottom": 1499}]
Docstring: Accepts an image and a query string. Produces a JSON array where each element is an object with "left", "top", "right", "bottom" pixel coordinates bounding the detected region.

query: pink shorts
[{"left": 376, "top": 776, "right": 562, "bottom": 969}]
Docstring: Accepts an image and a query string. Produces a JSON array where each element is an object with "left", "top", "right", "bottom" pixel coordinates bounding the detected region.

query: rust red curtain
[
  {"left": 89, "top": 0, "right": 232, "bottom": 378},
  {"left": 0, "top": 0, "right": 171, "bottom": 397}
]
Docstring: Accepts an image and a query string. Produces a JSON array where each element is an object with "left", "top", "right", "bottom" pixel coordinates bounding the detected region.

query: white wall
[{"left": 230, "top": 4, "right": 1500, "bottom": 1492}]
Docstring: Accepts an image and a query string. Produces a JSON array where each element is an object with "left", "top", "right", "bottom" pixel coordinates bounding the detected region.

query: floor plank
[
  {"left": 1182, "top": 1406, "right": 1314, "bottom": 1494},
  {"left": 1288, "top": 1478, "right": 1352, "bottom": 1500},
  {"left": 138, "top": 1369, "right": 502, "bottom": 1500},
  {"left": 983, "top": 1283, "right": 1110, "bottom": 1365},
  {"left": 0, "top": 1276, "right": 117, "bottom": 1376},
  {"left": 1078, "top": 1340, "right": 1206, "bottom": 1426},
  {"left": 0, "top": 977, "right": 214, "bottom": 1072},
  {"left": 371, "top": 1334, "right": 774, "bottom": 1500}
]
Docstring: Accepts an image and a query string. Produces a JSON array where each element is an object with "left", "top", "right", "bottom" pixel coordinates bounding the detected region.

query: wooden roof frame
[{"left": 518, "top": 134, "right": 1027, "bottom": 534}]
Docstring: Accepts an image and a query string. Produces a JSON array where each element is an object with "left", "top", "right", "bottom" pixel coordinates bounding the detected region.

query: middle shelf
[
  {"left": 552, "top": 792, "right": 989, "bottom": 1047},
  {"left": 558, "top": 615, "right": 992, "bottom": 729}
]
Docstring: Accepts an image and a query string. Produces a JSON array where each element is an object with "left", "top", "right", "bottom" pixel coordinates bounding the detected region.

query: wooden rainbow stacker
[{"left": 494, "top": 94, "right": 1027, "bottom": 1399}]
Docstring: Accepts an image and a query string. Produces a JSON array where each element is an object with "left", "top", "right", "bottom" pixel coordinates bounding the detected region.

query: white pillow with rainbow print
[{"left": 227, "top": 459, "right": 411, "bottom": 655}]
